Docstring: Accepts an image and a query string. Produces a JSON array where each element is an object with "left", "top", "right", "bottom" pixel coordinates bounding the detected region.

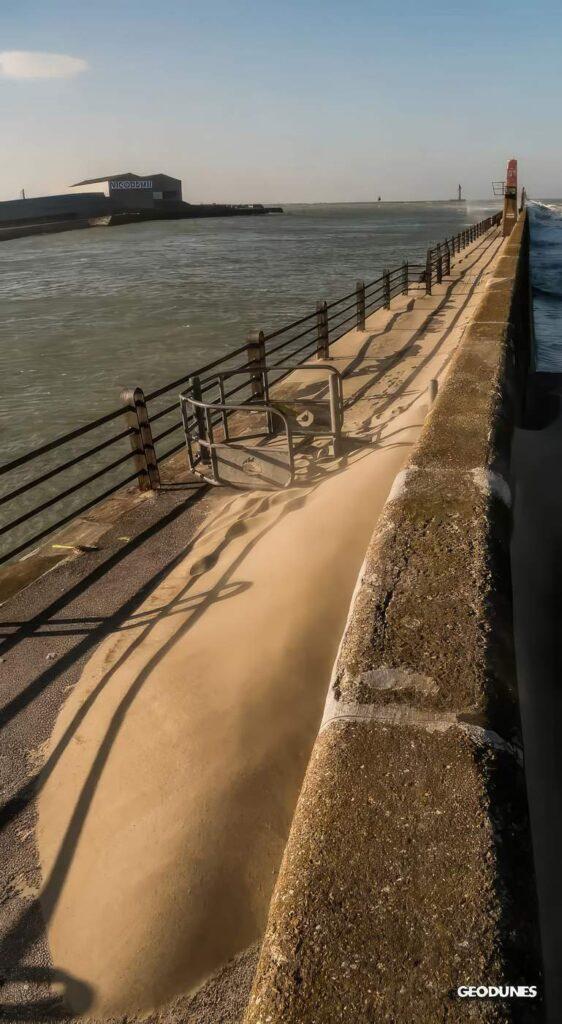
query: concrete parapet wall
[{"left": 244, "top": 214, "right": 543, "bottom": 1022}]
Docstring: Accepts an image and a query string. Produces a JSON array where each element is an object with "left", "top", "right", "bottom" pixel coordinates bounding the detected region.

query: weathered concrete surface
[
  {"left": 244, "top": 214, "right": 543, "bottom": 1022},
  {"left": 245, "top": 724, "right": 536, "bottom": 1023}
]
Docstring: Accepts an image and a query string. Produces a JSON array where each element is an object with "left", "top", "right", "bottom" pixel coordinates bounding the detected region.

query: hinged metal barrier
[{"left": 180, "top": 363, "right": 344, "bottom": 488}]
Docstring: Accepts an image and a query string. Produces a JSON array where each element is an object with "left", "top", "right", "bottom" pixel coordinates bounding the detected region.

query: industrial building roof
[
  {"left": 70, "top": 172, "right": 179, "bottom": 186},
  {"left": 70, "top": 173, "right": 142, "bottom": 186}
]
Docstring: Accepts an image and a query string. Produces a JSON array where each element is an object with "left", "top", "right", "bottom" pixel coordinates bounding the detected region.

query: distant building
[
  {"left": 68, "top": 172, "right": 182, "bottom": 211},
  {"left": 0, "top": 192, "right": 110, "bottom": 228},
  {"left": 0, "top": 171, "right": 184, "bottom": 237}
]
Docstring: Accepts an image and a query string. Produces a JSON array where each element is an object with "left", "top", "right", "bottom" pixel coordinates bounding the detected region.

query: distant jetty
[
  {"left": 373, "top": 199, "right": 466, "bottom": 205},
  {"left": 375, "top": 185, "right": 466, "bottom": 204},
  {"left": 0, "top": 169, "right": 284, "bottom": 242}
]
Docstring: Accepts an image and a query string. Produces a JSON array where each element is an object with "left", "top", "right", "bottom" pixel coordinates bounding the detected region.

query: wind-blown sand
[{"left": 36, "top": 233, "right": 504, "bottom": 1016}]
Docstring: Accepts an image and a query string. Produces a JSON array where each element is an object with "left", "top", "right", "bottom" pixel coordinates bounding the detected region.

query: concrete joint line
[
  {"left": 385, "top": 465, "right": 511, "bottom": 508},
  {"left": 470, "top": 467, "right": 512, "bottom": 507},
  {"left": 320, "top": 697, "right": 523, "bottom": 764}
]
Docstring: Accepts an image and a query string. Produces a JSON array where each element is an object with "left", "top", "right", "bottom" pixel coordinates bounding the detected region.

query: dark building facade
[
  {"left": 0, "top": 192, "right": 110, "bottom": 227},
  {"left": 0, "top": 171, "right": 183, "bottom": 230},
  {"left": 68, "top": 172, "right": 183, "bottom": 211}
]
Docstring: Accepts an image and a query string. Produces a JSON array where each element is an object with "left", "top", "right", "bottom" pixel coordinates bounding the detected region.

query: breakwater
[
  {"left": 0, "top": 215, "right": 513, "bottom": 1023},
  {"left": 244, "top": 212, "right": 544, "bottom": 1023},
  {"left": 0, "top": 202, "right": 283, "bottom": 243}
]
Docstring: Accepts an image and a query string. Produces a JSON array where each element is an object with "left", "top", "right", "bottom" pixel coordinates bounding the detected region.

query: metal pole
[
  {"left": 189, "top": 375, "right": 210, "bottom": 465},
  {"left": 247, "top": 329, "right": 266, "bottom": 400},
  {"left": 402, "top": 261, "right": 409, "bottom": 295},
  {"left": 328, "top": 373, "right": 340, "bottom": 457},
  {"left": 383, "top": 269, "right": 391, "bottom": 308},
  {"left": 316, "top": 301, "right": 329, "bottom": 359},
  {"left": 425, "top": 249, "right": 432, "bottom": 295},
  {"left": 120, "top": 387, "right": 160, "bottom": 490},
  {"left": 356, "top": 280, "right": 366, "bottom": 330},
  {"left": 436, "top": 244, "right": 442, "bottom": 284}
]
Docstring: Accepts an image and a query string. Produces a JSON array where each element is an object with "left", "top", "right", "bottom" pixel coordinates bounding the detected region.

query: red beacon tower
[{"left": 503, "top": 158, "right": 518, "bottom": 237}]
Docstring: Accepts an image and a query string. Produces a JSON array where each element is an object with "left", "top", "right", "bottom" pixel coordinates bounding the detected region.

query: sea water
[
  {"left": 528, "top": 200, "right": 562, "bottom": 371},
  {"left": 0, "top": 201, "right": 499, "bottom": 559},
  {"left": 0, "top": 201, "right": 499, "bottom": 464}
]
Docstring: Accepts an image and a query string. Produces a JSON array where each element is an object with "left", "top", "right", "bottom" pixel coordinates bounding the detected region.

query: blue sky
[{"left": 0, "top": 0, "right": 561, "bottom": 202}]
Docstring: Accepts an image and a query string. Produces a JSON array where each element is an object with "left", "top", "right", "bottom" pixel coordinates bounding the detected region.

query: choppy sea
[{"left": 528, "top": 200, "right": 562, "bottom": 371}]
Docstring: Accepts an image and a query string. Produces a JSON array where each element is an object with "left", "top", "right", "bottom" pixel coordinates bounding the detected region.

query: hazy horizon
[{"left": 1, "top": 0, "right": 562, "bottom": 204}]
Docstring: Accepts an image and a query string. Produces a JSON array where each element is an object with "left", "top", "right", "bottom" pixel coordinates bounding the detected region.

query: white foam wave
[{"left": 528, "top": 199, "right": 562, "bottom": 216}]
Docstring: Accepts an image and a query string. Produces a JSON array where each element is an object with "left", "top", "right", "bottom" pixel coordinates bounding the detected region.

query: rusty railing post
[
  {"left": 356, "top": 280, "right": 366, "bottom": 330},
  {"left": 121, "top": 386, "right": 160, "bottom": 490},
  {"left": 383, "top": 269, "right": 391, "bottom": 308},
  {"left": 316, "top": 301, "right": 329, "bottom": 358},
  {"left": 189, "top": 375, "right": 211, "bottom": 465},
  {"left": 425, "top": 249, "right": 432, "bottom": 295},
  {"left": 446, "top": 240, "right": 451, "bottom": 276},
  {"left": 402, "top": 260, "right": 409, "bottom": 295},
  {"left": 246, "top": 329, "right": 266, "bottom": 400},
  {"left": 436, "top": 244, "right": 443, "bottom": 284}
]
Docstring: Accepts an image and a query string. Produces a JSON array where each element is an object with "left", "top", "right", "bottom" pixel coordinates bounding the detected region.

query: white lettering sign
[{"left": 110, "top": 180, "right": 153, "bottom": 190}]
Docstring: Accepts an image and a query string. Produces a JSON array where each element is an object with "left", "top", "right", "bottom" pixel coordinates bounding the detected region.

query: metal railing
[{"left": 0, "top": 210, "right": 502, "bottom": 568}]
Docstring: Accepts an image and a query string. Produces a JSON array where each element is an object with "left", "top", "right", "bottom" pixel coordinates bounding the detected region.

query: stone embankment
[{"left": 244, "top": 214, "right": 543, "bottom": 1022}]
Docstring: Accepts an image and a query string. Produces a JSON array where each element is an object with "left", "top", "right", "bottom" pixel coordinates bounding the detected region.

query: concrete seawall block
[{"left": 245, "top": 722, "right": 538, "bottom": 1023}]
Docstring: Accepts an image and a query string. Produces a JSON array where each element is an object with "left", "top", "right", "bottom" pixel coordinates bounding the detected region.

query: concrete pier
[
  {"left": 244, "top": 215, "right": 543, "bottom": 1022},
  {"left": 0, "top": 221, "right": 536, "bottom": 1023}
]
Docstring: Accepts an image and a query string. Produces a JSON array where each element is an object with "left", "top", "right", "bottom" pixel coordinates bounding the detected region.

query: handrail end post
[{"left": 121, "top": 386, "right": 160, "bottom": 491}]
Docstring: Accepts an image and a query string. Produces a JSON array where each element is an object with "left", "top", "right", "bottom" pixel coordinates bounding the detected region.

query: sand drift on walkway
[{"left": 36, "top": 233, "right": 503, "bottom": 1015}]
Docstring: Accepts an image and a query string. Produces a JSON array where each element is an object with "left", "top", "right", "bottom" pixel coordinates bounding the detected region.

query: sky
[{"left": 0, "top": 0, "right": 561, "bottom": 203}]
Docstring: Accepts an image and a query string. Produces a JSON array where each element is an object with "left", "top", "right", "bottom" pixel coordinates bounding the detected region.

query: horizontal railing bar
[
  {"left": 364, "top": 295, "right": 385, "bottom": 314},
  {"left": 0, "top": 448, "right": 136, "bottom": 539},
  {"left": 0, "top": 405, "right": 127, "bottom": 478},
  {"left": 0, "top": 427, "right": 133, "bottom": 510},
  {"left": 222, "top": 379, "right": 254, "bottom": 401},
  {"left": 149, "top": 399, "right": 180, "bottom": 424},
  {"left": 157, "top": 440, "right": 185, "bottom": 464},
  {"left": 0, "top": 468, "right": 141, "bottom": 567},
  {"left": 326, "top": 298, "right": 357, "bottom": 322},
  {"left": 326, "top": 309, "right": 358, "bottom": 334},
  {"left": 262, "top": 308, "right": 318, "bottom": 342},
  {"left": 364, "top": 274, "right": 384, "bottom": 290},
  {"left": 144, "top": 343, "right": 250, "bottom": 402},
  {"left": 152, "top": 421, "right": 183, "bottom": 445},
  {"left": 265, "top": 320, "right": 319, "bottom": 357},
  {"left": 268, "top": 336, "right": 317, "bottom": 367},
  {"left": 364, "top": 280, "right": 385, "bottom": 295},
  {"left": 324, "top": 287, "right": 359, "bottom": 312}
]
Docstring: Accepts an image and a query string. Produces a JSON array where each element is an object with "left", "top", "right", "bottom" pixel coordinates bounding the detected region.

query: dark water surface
[
  {"left": 0, "top": 201, "right": 502, "bottom": 561},
  {"left": 528, "top": 200, "right": 562, "bottom": 371},
  {"left": 0, "top": 201, "right": 499, "bottom": 463}
]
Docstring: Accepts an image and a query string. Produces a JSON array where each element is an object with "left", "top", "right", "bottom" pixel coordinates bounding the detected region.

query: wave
[
  {"left": 528, "top": 199, "right": 562, "bottom": 217},
  {"left": 533, "top": 283, "right": 562, "bottom": 300}
]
